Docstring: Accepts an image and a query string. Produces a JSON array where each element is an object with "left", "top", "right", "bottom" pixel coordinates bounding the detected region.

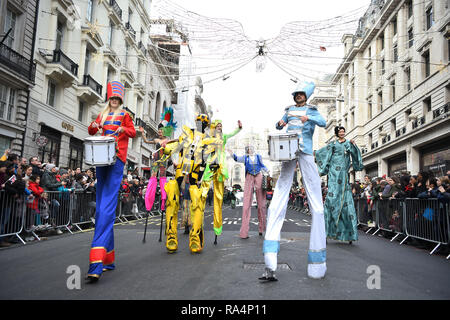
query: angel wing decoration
[{"left": 151, "top": 0, "right": 369, "bottom": 83}]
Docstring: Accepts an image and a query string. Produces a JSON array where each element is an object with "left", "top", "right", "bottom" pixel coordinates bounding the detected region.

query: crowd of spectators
[{"left": 0, "top": 149, "right": 150, "bottom": 247}]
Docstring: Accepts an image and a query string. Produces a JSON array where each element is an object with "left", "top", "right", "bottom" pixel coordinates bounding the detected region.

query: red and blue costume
[{"left": 86, "top": 81, "right": 136, "bottom": 280}]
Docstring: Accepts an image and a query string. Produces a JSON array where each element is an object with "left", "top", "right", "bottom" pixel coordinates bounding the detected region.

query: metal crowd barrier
[
  {"left": 46, "top": 191, "right": 73, "bottom": 234},
  {"left": 117, "top": 193, "right": 145, "bottom": 222},
  {"left": 71, "top": 191, "right": 96, "bottom": 231},
  {"left": 0, "top": 191, "right": 26, "bottom": 244},
  {"left": 355, "top": 197, "right": 449, "bottom": 256},
  {"left": 289, "top": 194, "right": 309, "bottom": 214},
  {"left": 402, "top": 198, "right": 449, "bottom": 255}
]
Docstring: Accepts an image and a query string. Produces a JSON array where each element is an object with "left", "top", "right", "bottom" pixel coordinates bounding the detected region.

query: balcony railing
[
  {"left": 135, "top": 117, "right": 145, "bottom": 127},
  {"left": 371, "top": 142, "right": 378, "bottom": 150},
  {"left": 82, "top": 75, "right": 102, "bottom": 96},
  {"left": 382, "top": 134, "right": 391, "bottom": 144},
  {"left": 52, "top": 50, "right": 78, "bottom": 77},
  {"left": 109, "top": 0, "right": 122, "bottom": 20},
  {"left": 412, "top": 116, "right": 425, "bottom": 130},
  {"left": 125, "top": 22, "right": 136, "bottom": 40},
  {"left": 395, "top": 127, "right": 406, "bottom": 138},
  {"left": 433, "top": 103, "right": 449, "bottom": 119},
  {"left": 0, "top": 43, "right": 36, "bottom": 82}
]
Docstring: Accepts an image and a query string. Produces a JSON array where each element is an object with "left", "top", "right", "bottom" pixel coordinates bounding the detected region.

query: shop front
[
  {"left": 364, "top": 162, "right": 379, "bottom": 178},
  {"left": 421, "top": 138, "right": 450, "bottom": 177},
  {"left": 388, "top": 153, "right": 407, "bottom": 177},
  {"left": 39, "top": 125, "right": 61, "bottom": 166}
]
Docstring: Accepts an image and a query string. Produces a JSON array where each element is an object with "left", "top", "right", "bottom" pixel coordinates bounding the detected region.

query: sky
[{"left": 161, "top": 0, "right": 372, "bottom": 134}]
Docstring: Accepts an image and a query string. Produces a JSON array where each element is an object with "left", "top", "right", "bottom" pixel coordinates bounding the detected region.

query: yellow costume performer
[
  {"left": 162, "top": 114, "right": 221, "bottom": 253},
  {"left": 203, "top": 120, "right": 242, "bottom": 244}
]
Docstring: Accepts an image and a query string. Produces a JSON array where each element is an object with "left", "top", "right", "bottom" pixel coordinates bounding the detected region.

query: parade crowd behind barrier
[
  {"left": 1, "top": 149, "right": 449, "bottom": 260},
  {"left": 0, "top": 150, "right": 238, "bottom": 247},
  {"left": 288, "top": 170, "right": 450, "bottom": 259}
]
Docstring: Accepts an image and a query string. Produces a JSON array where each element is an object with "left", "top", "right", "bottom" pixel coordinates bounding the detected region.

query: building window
[
  {"left": 0, "top": 84, "right": 15, "bottom": 121},
  {"left": 391, "top": 80, "right": 396, "bottom": 102},
  {"left": 405, "top": 67, "right": 411, "bottom": 91},
  {"left": 423, "top": 50, "right": 430, "bottom": 78},
  {"left": 405, "top": 108, "right": 411, "bottom": 125},
  {"left": 78, "top": 101, "right": 84, "bottom": 122},
  {"left": 408, "top": 28, "right": 414, "bottom": 48},
  {"left": 87, "top": 0, "right": 94, "bottom": 23},
  {"left": 368, "top": 46, "right": 372, "bottom": 59},
  {"left": 407, "top": 0, "right": 413, "bottom": 19},
  {"left": 69, "top": 138, "right": 84, "bottom": 170},
  {"left": 381, "top": 58, "right": 385, "bottom": 75},
  {"left": 3, "top": 9, "right": 17, "bottom": 48},
  {"left": 393, "top": 45, "right": 398, "bottom": 62},
  {"left": 368, "top": 101, "right": 372, "bottom": 119},
  {"left": 367, "top": 69, "right": 372, "bottom": 87},
  {"left": 56, "top": 21, "right": 64, "bottom": 51},
  {"left": 391, "top": 118, "right": 396, "bottom": 135},
  {"left": 40, "top": 125, "right": 61, "bottom": 166},
  {"left": 392, "top": 18, "right": 397, "bottom": 36},
  {"left": 351, "top": 111, "right": 355, "bottom": 128},
  {"left": 0, "top": 135, "right": 12, "bottom": 156},
  {"left": 378, "top": 91, "right": 383, "bottom": 111},
  {"left": 426, "top": 6, "right": 434, "bottom": 30},
  {"left": 448, "top": 39, "right": 450, "bottom": 62},
  {"left": 423, "top": 97, "right": 431, "bottom": 115},
  {"left": 125, "top": 43, "right": 129, "bottom": 68},
  {"left": 84, "top": 49, "right": 91, "bottom": 75},
  {"left": 108, "top": 21, "right": 114, "bottom": 47},
  {"left": 380, "top": 33, "right": 384, "bottom": 50},
  {"left": 47, "top": 80, "right": 57, "bottom": 107}
]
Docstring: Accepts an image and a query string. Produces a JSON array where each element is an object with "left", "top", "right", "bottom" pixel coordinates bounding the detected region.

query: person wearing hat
[
  {"left": 203, "top": 119, "right": 242, "bottom": 243},
  {"left": 85, "top": 81, "right": 136, "bottom": 283},
  {"left": 260, "top": 81, "right": 327, "bottom": 282},
  {"left": 162, "top": 113, "right": 220, "bottom": 253},
  {"left": 229, "top": 144, "right": 269, "bottom": 240}
]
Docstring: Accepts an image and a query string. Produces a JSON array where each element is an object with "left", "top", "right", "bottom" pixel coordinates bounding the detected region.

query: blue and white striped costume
[{"left": 264, "top": 103, "right": 328, "bottom": 279}]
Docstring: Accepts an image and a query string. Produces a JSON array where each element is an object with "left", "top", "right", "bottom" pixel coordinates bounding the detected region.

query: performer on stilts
[
  {"left": 260, "top": 81, "right": 327, "bottom": 281},
  {"left": 230, "top": 145, "right": 269, "bottom": 239},
  {"left": 139, "top": 107, "right": 177, "bottom": 214},
  {"left": 162, "top": 113, "right": 221, "bottom": 253},
  {"left": 315, "top": 126, "right": 364, "bottom": 244},
  {"left": 86, "top": 81, "right": 136, "bottom": 283},
  {"left": 203, "top": 119, "right": 242, "bottom": 244}
]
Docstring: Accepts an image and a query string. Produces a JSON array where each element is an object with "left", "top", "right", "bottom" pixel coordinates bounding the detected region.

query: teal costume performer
[{"left": 315, "top": 126, "right": 364, "bottom": 243}]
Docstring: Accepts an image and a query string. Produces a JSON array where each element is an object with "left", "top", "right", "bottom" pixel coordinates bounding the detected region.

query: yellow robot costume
[
  {"left": 203, "top": 120, "right": 242, "bottom": 243},
  {"left": 162, "top": 114, "right": 221, "bottom": 253}
]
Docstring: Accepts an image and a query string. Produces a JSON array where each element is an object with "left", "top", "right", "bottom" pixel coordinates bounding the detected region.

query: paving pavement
[{"left": 0, "top": 205, "right": 449, "bottom": 301}]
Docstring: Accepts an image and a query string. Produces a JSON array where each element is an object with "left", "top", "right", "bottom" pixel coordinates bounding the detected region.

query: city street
[{"left": 1, "top": 205, "right": 449, "bottom": 300}]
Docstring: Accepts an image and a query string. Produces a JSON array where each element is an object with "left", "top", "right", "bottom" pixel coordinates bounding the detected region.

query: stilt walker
[
  {"left": 140, "top": 107, "right": 177, "bottom": 215},
  {"left": 86, "top": 81, "right": 136, "bottom": 283},
  {"left": 203, "top": 119, "right": 242, "bottom": 245},
  {"left": 163, "top": 114, "right": 221, "bottom": 253},
  {"left": 260, "top": 81, "right": 327, "bottom": 281}
]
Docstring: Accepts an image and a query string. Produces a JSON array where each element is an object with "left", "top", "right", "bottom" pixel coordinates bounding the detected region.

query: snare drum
[
  {"left": 268, "top": 132, "right": 299, "bottom": 161},
  {"left": 84, "top": 136, "right": 117, "bottom": 166}
]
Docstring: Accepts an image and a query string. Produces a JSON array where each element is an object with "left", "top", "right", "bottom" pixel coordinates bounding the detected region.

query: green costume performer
[
  {"left": 203, "top": 120, "right": 242, "bottom": 239},
  {"left": 315, "top": 126, "right": 364, "bottom": 243}
]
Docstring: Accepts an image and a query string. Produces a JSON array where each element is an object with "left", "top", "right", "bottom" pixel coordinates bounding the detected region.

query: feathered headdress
[{"left": 160, "top": 106, "right": 177, "bottom": 137}]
